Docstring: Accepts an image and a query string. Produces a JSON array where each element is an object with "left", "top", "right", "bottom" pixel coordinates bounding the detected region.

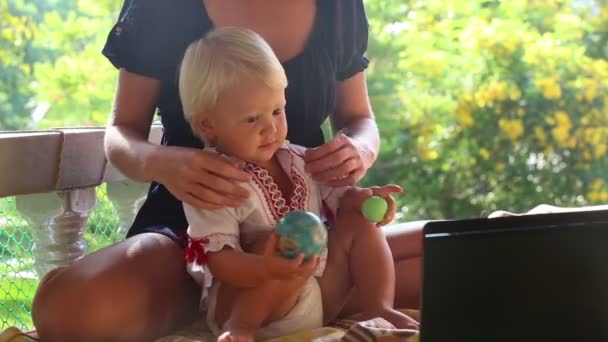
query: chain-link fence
[{"left": 0, "top": 185, "right": 125, "bottom": 331}]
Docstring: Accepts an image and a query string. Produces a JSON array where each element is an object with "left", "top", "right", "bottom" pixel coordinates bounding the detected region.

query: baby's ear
[{"left": 192, "top": 115, "right": 215, "bottom": 142}]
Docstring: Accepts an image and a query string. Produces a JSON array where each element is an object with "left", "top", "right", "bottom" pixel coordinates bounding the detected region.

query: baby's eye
[
  {"left": 246, "top": 115, "right": 259, "bottom": 123},
  {"left": 273, "top": 108, "right": 285, "bottom": 116}
]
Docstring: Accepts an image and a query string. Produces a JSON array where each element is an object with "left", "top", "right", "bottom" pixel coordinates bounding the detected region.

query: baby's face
[{"left": 204, "top": 76, "right": 287, "bottom": 166}]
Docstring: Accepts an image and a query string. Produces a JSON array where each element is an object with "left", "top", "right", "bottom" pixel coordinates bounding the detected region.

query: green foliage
[
  {"left": 1, "top": 0, "right": 607, "bottom": 221},
  {"left": 0, "top": 1, "right": 36, "bottom": 129},
  {"left": 363, "top": 0, "right": 608, "bottom": 220},
  {"left": 0, "top": 0, "right": 120, "bottom": 129}
]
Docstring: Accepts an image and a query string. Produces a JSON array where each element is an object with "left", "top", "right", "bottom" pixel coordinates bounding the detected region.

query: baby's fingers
[
  {"left": 299, "top": 255, "right": 320, "bottom": 277},
  {"left": 287, "top": 253, "right": 305, "bottom": 269},
  {"left": 378, "top": 195, "right": 398, "bottom": 226},
  {"left": 263, "top": 233, "right": 279, "bottom": 257},
  {"left": 372, "top": 184, "right": 403, "bottom": 197}
]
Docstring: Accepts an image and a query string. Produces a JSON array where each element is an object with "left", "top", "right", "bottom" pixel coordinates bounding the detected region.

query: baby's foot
[
  {"left": 376, "top": 307, "right": 420, "bottom": 330},
  {"left": 356, "top": 307, "right": 419, "bottom": 330},
  {"left": 217, "top": 330, "right": 255, "bottom": 342}
]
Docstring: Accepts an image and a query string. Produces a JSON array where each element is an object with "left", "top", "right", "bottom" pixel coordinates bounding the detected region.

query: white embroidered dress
[{"left": 184, "top": 142, "right": 345, "bottom": 300}]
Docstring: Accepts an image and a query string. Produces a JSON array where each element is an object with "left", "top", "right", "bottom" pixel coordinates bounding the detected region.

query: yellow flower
[
  {"left": 534, "top": 126, "right": 547, "bottom": 144},
  {"left": 419, "top": 147, "right": 439, "bottom": 161},
  {"left": 455, "top": 100, "right": 475, "bottom": 127},
  {"left": 492, "top": 81, "right": 508, "bottom": 101},
  {"left": 583, "top": 80, "right": 598, "bottom": 102},
  {"left": 552, "top": 127, "right": 569, "bottom": 146},
  {"left": 536, "top": 77, "right": 562, "bottom": 99},
  {"left": 509, "top": 87, "right": 522, "bottom": 101},
  {"left": 495, "top": 162, "right": 506, "bottom": 171},
  {"left": 499, "top": 118, "right": 524, "bottom": 142},
  {"left": 583, "top": 150, "right": 593, "bottom": 160},
  {"left": 551, "top": 111, "right": 572, "bottom": 147},
  {"left": 584, "top": 128, "right": 603, "bottom": 145},
  {"left": 479, "top": 148, "right": 491, "bottom": 160},
  {"left": 474, "top": 88, "right": 490, "bottom": 108},
  {"left": 567, "top": 137, "right": 577, "bottom": 148},
  {"left": 594, "top": 144, "right": 607, "bottom": 158},
  {"left": 591, "top": 179, "right": 604, "bottom": 191}
]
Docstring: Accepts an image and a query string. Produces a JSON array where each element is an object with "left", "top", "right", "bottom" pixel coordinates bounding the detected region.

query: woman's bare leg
[
  {"left": 32, "top": 233, "right": 200, "bottom": 342},
  {"left": 384, "top": 221, "right": 427, "bottom": 310}
]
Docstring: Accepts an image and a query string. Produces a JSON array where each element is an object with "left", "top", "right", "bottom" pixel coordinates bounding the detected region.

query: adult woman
[{"left": 31, "top": 0, "right": 422, "bottom": 340}]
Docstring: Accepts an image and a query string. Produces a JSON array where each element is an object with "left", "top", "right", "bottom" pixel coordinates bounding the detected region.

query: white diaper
[{"left": 206, "top": 277, "right": 323, "bottom": 341}]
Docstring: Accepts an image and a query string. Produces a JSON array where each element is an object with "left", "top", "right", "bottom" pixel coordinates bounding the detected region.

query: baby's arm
[
  {"left": 206, "top": 248, "right": 272, "bottom": 288},
  {"left": 206, "top": 242, "right": 315, "bottom": 288},
  {"left": 184, "top": 203, "right": 316, "bottom": 290}
]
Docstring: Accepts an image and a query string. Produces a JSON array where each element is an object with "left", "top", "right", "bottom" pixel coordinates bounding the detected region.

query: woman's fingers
[
  {"left": 305, "top": 142, "right": 351, "bottom": 175},
  {"left": 187, "top": 182, "right": 242, "bottom": 208},
  {"left": 327, "top": 168, "right": 364, "bottom": 187},
  {"left": 191, "top": 168, "right": 249, "bottom": 200},
  {"left": 197, "top": 152, "right": 251, "bottom": 182},
  {"left": 312, "top": 157, "right": 360, "bottom": 183},
  {"left": 304, "top": 134, "right": 348, "bottom": 165},
  {"left": 180, "top": 192, "right": 224, "bottom": 210}
]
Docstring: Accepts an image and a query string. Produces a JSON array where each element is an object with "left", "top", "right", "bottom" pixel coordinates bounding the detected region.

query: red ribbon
[{"left": 184, "top": 236, "right": 209, "bottom": 265}]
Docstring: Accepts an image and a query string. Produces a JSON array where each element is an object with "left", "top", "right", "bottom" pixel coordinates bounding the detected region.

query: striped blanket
[{"left": 0, "top": 310, "right": 419, "bottom": 342}]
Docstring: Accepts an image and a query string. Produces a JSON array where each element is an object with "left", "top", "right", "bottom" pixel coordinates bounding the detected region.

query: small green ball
[{"left": 362, "top": 195, "right": 388, "bottom": 223}]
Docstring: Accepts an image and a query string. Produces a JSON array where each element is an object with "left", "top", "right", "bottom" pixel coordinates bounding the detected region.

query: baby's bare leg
[
  {"left": 215, "top": 234, "right": 305, "bottom": 341},
  {"left": 319, "top": 210, "right": 418, "bottom": 329},
  {"left": 215, "top": 278, "right": 303, "bottom": 341}
]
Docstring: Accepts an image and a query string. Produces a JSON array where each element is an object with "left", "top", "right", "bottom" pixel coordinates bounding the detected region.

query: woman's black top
[{"left": 102, "top": 0, "right": 369, "bottom": 242}]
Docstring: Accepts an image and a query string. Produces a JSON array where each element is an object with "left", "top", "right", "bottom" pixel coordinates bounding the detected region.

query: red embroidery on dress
[
  {"left": 245, "top": 158, "right": 309, "bottom": 222},
  {"left": 185, "top": 237, "right": 209, "bottom": 265},
  {"left": 289, "top": 163, "right": 308, "bottom": 210}
]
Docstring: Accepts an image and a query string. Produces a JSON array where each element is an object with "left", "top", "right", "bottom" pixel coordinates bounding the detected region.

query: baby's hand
[
  {"left": 339, "top": 185, "right": 402, "bottom": 226},
  {"left": 369, "top": 184, "right": 402, "bottom": 226},
  {"left": 262, "top": 233, "right": 319, "bottom": 281}
]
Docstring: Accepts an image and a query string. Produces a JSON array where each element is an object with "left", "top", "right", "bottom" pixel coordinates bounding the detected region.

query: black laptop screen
[{"left": 421, "top": 213, "right": 608, "bottom": 342}]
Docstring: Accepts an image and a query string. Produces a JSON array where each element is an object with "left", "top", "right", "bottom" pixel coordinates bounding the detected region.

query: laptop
[{"left": 421, "top": 209, "right": 608, "bottom": 342}]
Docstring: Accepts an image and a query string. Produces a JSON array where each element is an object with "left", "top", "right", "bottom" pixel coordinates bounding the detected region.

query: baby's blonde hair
[{"left": 179, "top": 27, "right": 288, "bottom": 128}]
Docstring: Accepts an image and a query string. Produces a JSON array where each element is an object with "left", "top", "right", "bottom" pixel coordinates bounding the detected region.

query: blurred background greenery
[
  {"left": 0, "top": 0, "right": 607, "bottom": 330},
  {"left": 2, "top": 0, "right": 606, "bottom": 221}
]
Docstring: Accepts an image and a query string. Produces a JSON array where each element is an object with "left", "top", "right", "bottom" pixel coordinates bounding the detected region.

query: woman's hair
[{"left": 179, "top": 27, "right": 288, "bottom": 127}]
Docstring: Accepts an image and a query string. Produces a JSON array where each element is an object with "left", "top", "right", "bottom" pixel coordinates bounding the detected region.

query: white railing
[{"left": 0, "top": 126, "right": 162, "bottom": 277}]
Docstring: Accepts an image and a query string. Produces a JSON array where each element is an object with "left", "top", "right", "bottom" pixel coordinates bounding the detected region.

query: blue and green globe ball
[{"left": 276, "top": 210, "right": 327, "bottom": 259}]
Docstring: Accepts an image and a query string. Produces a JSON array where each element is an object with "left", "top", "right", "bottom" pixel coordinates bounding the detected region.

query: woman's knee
[
  {"left": 32, "top": 233, "right": 199, "bottom": 341},
  {"left": 384, "top": 221, "right": 425, "bottom": 260},
  {"left": 32, "top": 266, "right": 129, "bottom": 340}
]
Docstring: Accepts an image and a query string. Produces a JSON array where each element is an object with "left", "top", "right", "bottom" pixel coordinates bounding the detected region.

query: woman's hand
[
  {"left": 304, "top": 133, "right": 375, "bottom": 187},
  {"left": 149, "top": 146, "right": 251, "bottom": 209}
]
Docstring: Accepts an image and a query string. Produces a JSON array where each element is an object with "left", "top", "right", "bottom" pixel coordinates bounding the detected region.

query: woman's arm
[
  {"left": 104, "top": 69, "right": 251, "bottom": 209},
  {"left": 104, "top": 69, "right": 162, "bottom": 182},
  {"left": 332, "top": 71, "right": 379, "bottom": 168},
  {"left": 304, "top": 71, "right": 380, "bottom": 186}
]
